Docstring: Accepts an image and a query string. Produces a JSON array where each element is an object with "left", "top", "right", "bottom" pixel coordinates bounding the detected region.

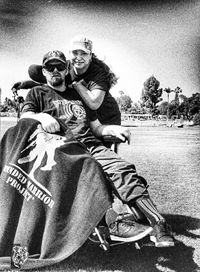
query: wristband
[
  {"left": 72, "top": 81, "right": 78, "bottom": 88},
  {"left": 72, "top": 81, "right": 82, "bottom": 89}
]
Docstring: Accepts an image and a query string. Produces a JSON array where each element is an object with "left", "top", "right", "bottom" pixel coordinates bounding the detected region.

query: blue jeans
[{"left": 87, "top": 143, "right": 149, "bottom": 204}]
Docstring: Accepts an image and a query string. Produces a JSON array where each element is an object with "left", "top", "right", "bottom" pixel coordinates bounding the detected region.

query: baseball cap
[
  {"left": 42, "top": 50, "right": 67, "bottom": 66},
  {"left": 69, "top": 36, "right": 93, "bottom": 54}
]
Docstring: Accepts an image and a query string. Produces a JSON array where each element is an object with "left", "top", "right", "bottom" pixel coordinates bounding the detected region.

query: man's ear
[{"left": 42, "top": 68, "right": 47, "bottom": 77}]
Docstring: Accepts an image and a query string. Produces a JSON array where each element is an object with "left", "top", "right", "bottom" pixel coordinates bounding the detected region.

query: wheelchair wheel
[
  {"left": 88, "top": 226, "right": 109, "bottom": 243},
  {"left": 88, "top": 226, "right": 110, "bottom": 251},
  {"left": 100, "top": 240, "right": 110, "bottom": 251}
]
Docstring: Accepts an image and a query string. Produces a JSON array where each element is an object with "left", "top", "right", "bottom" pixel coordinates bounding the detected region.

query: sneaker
[
  {"left": 109, "top": 218, "right": 153, "bottom": 242},
  {"left": 150, "top": 220, "right": 175, "bottom": 247}
]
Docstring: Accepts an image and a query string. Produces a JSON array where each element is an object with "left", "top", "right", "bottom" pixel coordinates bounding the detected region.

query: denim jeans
[{"left": 87, "top": 143, "right": 149, "bottom": 204}]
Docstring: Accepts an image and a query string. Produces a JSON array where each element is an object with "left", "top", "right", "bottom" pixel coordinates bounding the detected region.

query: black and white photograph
[{"left": 0, "top": 0, "right": 200, "bottom": 271}]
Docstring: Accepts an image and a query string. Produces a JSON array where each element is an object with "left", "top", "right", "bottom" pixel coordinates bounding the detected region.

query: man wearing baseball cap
[
  {"left": 42, "top": 50, "right": 67, "bottom": 66},
  {"left": 42, "top": 50, "right": 68, "bottom": 89}
]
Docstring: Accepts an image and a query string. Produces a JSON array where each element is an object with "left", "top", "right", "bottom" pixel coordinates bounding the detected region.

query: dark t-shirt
[
  {"left": 66, "top": 62, "right": 121, "bottom": 125},
  {"left": 21, "top": 85, "right": 100, "bottom": 144},
  {"left": 25, "top": 61, "right": 121, "bottom": 125}
]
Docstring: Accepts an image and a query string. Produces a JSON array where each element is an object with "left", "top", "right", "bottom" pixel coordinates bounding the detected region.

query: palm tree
[
  {"left": 163, "top": 87, "right": 174, "bottom": 119},
  {"left": 174, "top": 87, "right": 182, "bottom": 118}
]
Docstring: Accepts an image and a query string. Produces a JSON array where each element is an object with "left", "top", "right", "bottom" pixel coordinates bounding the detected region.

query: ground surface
[{"left": 0, "top": 118, "right": 200, "bottom": 272}]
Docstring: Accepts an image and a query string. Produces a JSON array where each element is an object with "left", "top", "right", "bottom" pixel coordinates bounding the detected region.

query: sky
[{"left": 0, "top": 0, "right": 200, "bottom": 103}]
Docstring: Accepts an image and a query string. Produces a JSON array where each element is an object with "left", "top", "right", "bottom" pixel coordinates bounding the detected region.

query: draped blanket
[{"left": 0, "top": 118, "right": 110, "bottom": 270}]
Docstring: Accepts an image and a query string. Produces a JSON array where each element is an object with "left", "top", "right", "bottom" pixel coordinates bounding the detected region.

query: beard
[{"left": 50, "top": 75, "right": 63, "bottom": 86}]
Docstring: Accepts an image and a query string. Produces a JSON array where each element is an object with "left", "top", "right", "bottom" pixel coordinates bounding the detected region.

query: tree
[
  {"left": 0, "top": 97, "right": 18, "bottom": 113},
  {"left": 128, "top": 101, "right": 147, "bottom": 114},
  {"left": 163, "top": 86, "right": 183, "bottom": 119},
  {"left": 176, "top": 93, "right": 200, "bottom": 121},
  {"left": 141, "top": 75, "right": 163, "bottom": 115},
  {"left": 174, "top": 87, "right": 182, "bottom": 101},
  {"left": 174, "top": 86, "right": 182, "bottom": 118},
  {"left": 179, "top": 94, "right": 190, "bottom": 119},
  {"left": 157, "top": 101, "right": 168, "bottom": 115},
  {"left": 168, "top": 100, "right": 179, "bottom": 119},
  {"left": 163, "top": 87, "right": 174, "bottom": 119},
  {"left": 116, "top": 91, "right": 132, "bottom": 113},
  {"left": 2, "top": 97, "right": 15, "bottom": 112},
  {"left": 188, "top": 93, "right": 200, "bottom": 124},
  {"left": 163, "top": 87, "right": 173, "bottom": 104},
  {"left": 188, "top": 93, "right": 200, "bottom": 116}
]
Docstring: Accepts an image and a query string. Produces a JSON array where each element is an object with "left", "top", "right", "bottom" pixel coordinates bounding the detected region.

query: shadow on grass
[
  {"left": 166, "top": 214, "right": 200, "bottom": 240},
  {"left": 40, "top": 214, "right": 200, "bottom": 272}
]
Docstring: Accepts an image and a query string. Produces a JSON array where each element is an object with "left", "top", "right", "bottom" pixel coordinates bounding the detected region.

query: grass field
[{"left": 0, "top": 118, "right": 200, "bottom": 272}]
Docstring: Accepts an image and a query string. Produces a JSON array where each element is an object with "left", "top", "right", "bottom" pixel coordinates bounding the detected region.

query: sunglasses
[{"left": 44, "top": 63, "right": 67, "bottom": 72}]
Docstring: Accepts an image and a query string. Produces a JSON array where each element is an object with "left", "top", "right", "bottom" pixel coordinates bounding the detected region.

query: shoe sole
[
  {"left": 110, "top": 226, "right": 153, "bottom": 242},
  {"left": 150, "top": 236, "right": 175, "bottom": 247}
]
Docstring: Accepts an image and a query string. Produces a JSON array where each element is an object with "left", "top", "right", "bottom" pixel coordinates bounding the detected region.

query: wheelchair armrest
[
  {"left": 102, "top": 135, "right": 130, "bottom": 145},
  {"left": 101, "top": 135, "right": 129, "bottom": 153}
]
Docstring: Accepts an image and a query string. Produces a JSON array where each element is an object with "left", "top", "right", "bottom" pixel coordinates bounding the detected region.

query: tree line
[
  {"left": 1, "top": 75, "right": 200, "bottom": 125},
  {"left": 116, "top": 75, "right": 200, "bottom": 125},
  {"left": 0, "top": 96, "right": 24, "bottom": 119}
]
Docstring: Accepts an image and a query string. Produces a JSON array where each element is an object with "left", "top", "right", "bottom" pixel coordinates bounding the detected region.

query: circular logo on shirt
[{"left": 72, "top": 104, "right": 86, "bottom": 119}]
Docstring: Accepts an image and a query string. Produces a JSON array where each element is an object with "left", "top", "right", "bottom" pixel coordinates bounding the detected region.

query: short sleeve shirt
[
  {"left": 66, "top": 62, "right": 121, "bottom": 125},
  {"left": 21, "top": 85, "right": 99, "bottom": 143}
]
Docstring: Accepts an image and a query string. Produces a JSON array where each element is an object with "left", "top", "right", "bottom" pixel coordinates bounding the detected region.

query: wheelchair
[{"left": 12, "top": 88, "right": 154, "bottom": 253}]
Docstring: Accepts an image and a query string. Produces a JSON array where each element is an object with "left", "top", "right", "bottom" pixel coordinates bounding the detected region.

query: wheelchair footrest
[{"left": 89, "top": 225, "right": 155, "bottom": 251}]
